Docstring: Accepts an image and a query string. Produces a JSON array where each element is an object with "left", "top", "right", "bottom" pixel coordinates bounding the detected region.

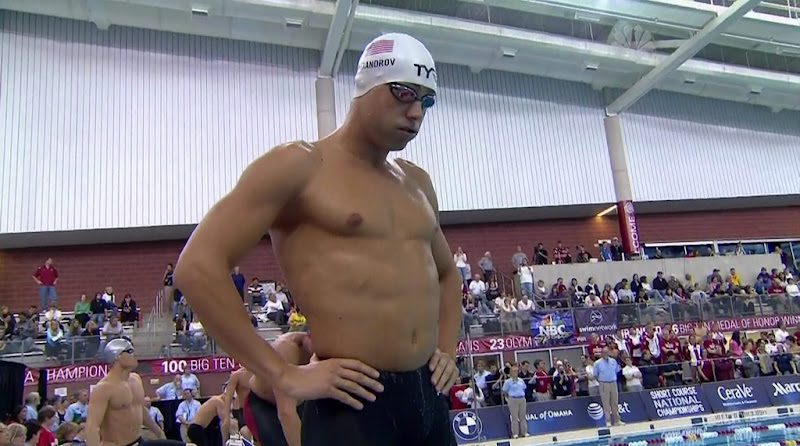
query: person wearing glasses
[
  {"left": 175, "top": 32, "right": 460, "bottom": 446},
  {"left": 85, "top": 339, "right": 183, "bottom": 446}
]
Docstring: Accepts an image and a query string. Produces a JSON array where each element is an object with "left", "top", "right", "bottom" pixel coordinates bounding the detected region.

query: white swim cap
[
  {"left": 103, "top": 338, "right": 134, "bottom": 364},
  {"left": 354, "top": 33, "right": 437, "bottom": 98}
]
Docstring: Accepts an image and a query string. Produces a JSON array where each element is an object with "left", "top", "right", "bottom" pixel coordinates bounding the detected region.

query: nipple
[{"left": 347, "top": 213, "right": 363, "bottom": 227}]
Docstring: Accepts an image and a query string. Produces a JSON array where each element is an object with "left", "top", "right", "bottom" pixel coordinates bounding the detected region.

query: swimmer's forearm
[
  {"left": 86, "top": 428, "right": 101, "bottom": 446},
  {"left": 436, "top": 266, "right": 462, "bottom": 358},
  {"left": 175, "top": 262, "right": 289, "bottom": 380}
]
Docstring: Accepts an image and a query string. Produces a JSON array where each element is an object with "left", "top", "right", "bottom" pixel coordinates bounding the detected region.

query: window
[
  {"left": 717, "top": 242, "right": 766, "bottom": 255},
  {"left": 643, "top": 245, "right": 685, "bottom": 259}
]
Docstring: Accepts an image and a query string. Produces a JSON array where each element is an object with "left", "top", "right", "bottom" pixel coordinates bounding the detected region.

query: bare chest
[
  {"left": 108, "top": 379, "right": 143, "bottom": 410},
  {"left": 297, "top": 162, "right": 438, "bottom": 240}
]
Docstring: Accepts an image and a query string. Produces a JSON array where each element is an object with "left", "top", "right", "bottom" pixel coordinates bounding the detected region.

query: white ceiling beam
[
  {"left": 319, "top": 0, "right": 356, "bottom": 77},
  {"left": 606, "top": 0, "right": 762, "bottom": 116}
]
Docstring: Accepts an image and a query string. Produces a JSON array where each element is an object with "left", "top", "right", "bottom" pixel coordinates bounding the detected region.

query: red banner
[
  {"left": 25, "top": 355, "right": 241, "bottom": 385},
  {"left": 616, "top": 200, "right": 640, "bottom": 255}
]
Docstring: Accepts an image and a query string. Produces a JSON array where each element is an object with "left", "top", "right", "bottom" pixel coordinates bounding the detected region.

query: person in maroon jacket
[
  {"left": 531, "top": 359, "right": 552, "bottom": 402},
  {"left": 33, "top": 258, "right": 59, "bottom": 311}
]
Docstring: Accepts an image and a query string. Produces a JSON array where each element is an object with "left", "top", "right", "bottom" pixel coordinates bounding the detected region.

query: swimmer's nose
[{"left": 406, "top": 100, "right": 424, "bottom": 120}]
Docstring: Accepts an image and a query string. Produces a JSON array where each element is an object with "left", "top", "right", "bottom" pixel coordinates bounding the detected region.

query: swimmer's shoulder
[
  {"left": 249, "top": 141, "right": 321, "bottom": 178},
  {"left": 394, "top": 158, "right": 438, "bottom": 206}
]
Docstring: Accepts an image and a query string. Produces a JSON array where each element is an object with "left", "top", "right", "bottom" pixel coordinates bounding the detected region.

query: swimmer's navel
[{"left": 346, "top": 213, "right": 363, "bottom": 227}]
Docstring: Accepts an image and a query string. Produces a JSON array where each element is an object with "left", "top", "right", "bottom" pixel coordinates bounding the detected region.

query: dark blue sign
[
  {"left": 530, "top": 310, "right": 575, "bottom": 347},
  {"left": 760, "top": 375, "right": 800, "bottom": 406},
  {"left": 525, "top": 392, "right": 648, "bottom": 434},
  {"left": 574, "top": 307, "right": 618, "bottom": 337},
  {"left": 641, "top": 385, "right": 710, "bottom": 420},
  {"left": 449, "top": 407, "right": 509, "bottom": 445},
  {"left": 702, "top": 379, "right": 770, "bottom": 413}
]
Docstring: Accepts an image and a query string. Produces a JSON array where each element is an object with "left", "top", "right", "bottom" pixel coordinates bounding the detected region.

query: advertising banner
[
  {"left": 702, "top": 379, "right": 770, "bottom": 413},
  {"left": 530, "top": 310, "right": 574, "bottom": 348},
  {"left": 25, "top": 356, "right": 241, "bottom": 385},
  {"left": 525, "top": 392, "right": 648, "bottom": 435},
  {"left": 574, "top": 307, "right": 618, "bottom": 337},
  {"left": 640, "top": 385, "right": 710, "bottom": 420},
  {"left": 763, "top": 374, "right": 800, "bottom": 406},
  {"left": 617, "top": 200, "right": 641, "bottom": 255},
  {"left": 449, "top": 407, "right": 509, "bottom": 445}
]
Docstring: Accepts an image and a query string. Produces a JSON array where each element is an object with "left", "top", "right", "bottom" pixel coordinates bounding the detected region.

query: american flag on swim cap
[{"left": 367, "top": 39, "right": 394, "bottom": 55}]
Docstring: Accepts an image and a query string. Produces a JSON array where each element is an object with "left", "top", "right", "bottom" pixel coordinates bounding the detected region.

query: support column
[
  {"left": 315, "top": 76, "right": 336, "bottom": 139},
  {"left": 604, "top": 115, "right": 641, "bottom": 257}
]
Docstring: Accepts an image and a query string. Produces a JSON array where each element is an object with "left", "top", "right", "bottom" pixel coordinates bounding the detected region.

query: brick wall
[{"left": 1, "top": 206, "right": 798, "bottom": 312}]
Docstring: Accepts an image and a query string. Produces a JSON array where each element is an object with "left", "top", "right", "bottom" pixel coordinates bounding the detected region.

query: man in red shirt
[
  {"left": 660, "top": 327, "right": 681, "bottom": 362},
  {"left": 33, "top": 258, "right": 59, "bottom": 311},
  {"left": 532, "top": 359, "right": 552, "bottom": 402},
  {"left": 587, "top": 333, "right": 605, "bottom": 360}
]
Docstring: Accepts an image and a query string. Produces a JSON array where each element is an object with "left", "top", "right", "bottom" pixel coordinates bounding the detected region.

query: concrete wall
[{"left": 528, "top": 253, "right": 783, "bottom": 288}]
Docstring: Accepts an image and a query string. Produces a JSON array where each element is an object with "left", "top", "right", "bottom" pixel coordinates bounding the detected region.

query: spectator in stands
[
  {"left": 775, "top": 341, "right": 796, "bottom": 375},
  {"left": 180, "top": 367, "right": 201, "bottom": 397},
  {"left": 728, "top": 331, "right": 743, "bottom": 357},
  {"left": 696, "top": 350, "right": 714, "bottom": 382},
  {"left": 516, "top": 294, "right": 533, "bottom": 324},
  {"left": 622, "top": 356, "right": 642, "bottom": 392},
  {"left": 511, "top": 246, "right": 528, "bottom": 272},
  {"left": 3, "top": 423, "right": 26, "bottom": 446},
  {"left": 600, "top": 242, "right": 612, "bottom": 261},
  {"left": 176, "top": 316, "right": 190, "bottom": 350},
  {"left": 2, "top": 307, "right": 16, "bottom": 340},
  {"left": 34, "top": 407, "right": 56, "bottom": 446},
  {"left": 23, "top": 420, "right": 41, "bottom": 446},
  {"left": 468, "top": 274, "right": 486, "bottom": 304},
  {"left": 775, "top": 321, "right": 790, "bottom": 344},
  {"left": 652, "top": 272, "right": 668, "bottom": 294},
  {"left": 533, "top": 243, "right": 548, "bottom": 265},
  {"left": 532, "top": 359, "right": 551, "bottom": 402},
  {"left": 231, "top": 267, "right": 246, "bottom": 301},
  {"left": 155, "top": 375, "right": 183, "bottom": 401},
  {"left": 10, "top": 405, "right": 27, "bottom": 425},
  {"left": 46, "top": 396, "right": 65, "bottom": 428},
  {"left": 768, "top": 278, "right": 788, "bottom": 312},
  {"left": 89, "top": 293, "right": 107, "bottom": 326},
  {"left": 453, "top": 247, "right": 469, "bottom": 283},
  {"left": 45, "top": 320, "right": 67, "bottom": 360},
  {"left": 457, "top": 378, "right": 484, "bottom": 409},
  {"left": 247, "top": 278, "right": 263, "bottom": 309},
  {"left": 741, "top": 340, "right": 760, "bottom": 378},
  {"left": 33, "top": 258, "right": 59, "bottom": 311},
  {"left": 757, "top": 339, "right": 777, "bottom": 376},
  {"left": 661, "top": 352, "right": 683, "bottom": 386},
  {"left": 585, "top": 277, "right": 600, "bottom": 296},
  {"left": 575, "top": 245, "right": 591, "bottom": 263},
  {"left": 54, "top": 422, "right": 79, "bottom": 446},
  {"left": 552, "top": 361, "right": 574, "bottom": 399},
  {"left": 143, "top": 397, "right": 164, "bottom": 433},
  {"left": 585, "top": 290, "right": 602, "bottom": 307},
  {"left": 15, "top": 313, "right": 37, "bottom": 353},
  {"left": 552, "top": 241, "right": 569, "bottom": 265},
  {"left": 638, "top": 350, "right": 659, "bottom": 389},
  {"left": 186, "top": 320, "right": 207, "bottom": 352},
  {"left": 518, "top": 259, "right": 534, "bottom": 298},
  {"left": 274, "top": 283, "right": 291, "bottom": 309},
  {"left": 288, "top": 306, "right": 307, "bottom": 332},
  {"left": 498, "top": 296, "right": 518, "bottom": 333},
  {"left": 72, "top": 295, "right": 90, "bottom": 328},
  {"left": 610, "top": 237, "right": 624, "bottom": 261},
  {"left": 477, "top": 252, "right": 494, "bottom": 282},
  {"left": 473, "top": 360, "right": 491, "bottom": 393},
  {"left": 175, "top": 389, "right": 201, "bottom": 442},
  {"left": 263, "top": 293, "right": 286, "bottom": 325},
  {"left": 79, "top": 321, "right": 100, "bottom": 358},
  {"left": 501, "top": 365, "right": 528, "bottom": 439},
  {"left": 163, "top": 263, "right": 175, "bottom": 309},
  {"left": 485, "top": 276, "right": 500, "bottom": 305},
  {"left": 43, "top": 303, "right": 62, "bottom": 326},
  {"left": 101, "top": 315, "right": 123, "bottom": 341},
  {"left": 64, "top": 391, "right": 87, "bottom": 424},
  {"left": 119, "top": 294, "right": 138, "bottom": 325},
  {"left": 101, "top": 287, "right": 116, "bottom": 308},
  {"left": 787, "top": 278, "right": 800, "bottom": 305}
]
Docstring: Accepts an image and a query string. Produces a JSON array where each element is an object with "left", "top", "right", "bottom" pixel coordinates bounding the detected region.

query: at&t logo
[
  {"left": 452, "top": 411, "right": 482, "bottom": 441},
  {"left": 587, "top": 402, "right": 605, "bottom": 421}
]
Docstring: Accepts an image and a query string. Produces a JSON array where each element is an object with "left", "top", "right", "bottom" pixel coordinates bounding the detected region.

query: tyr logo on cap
[{"left": 414, "top": 63, "right": 437, "bottom": 81}]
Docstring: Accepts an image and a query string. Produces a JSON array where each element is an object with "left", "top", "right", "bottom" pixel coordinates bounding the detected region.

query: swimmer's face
[{"left": 358, "top": 83, "right": 433, "bottom": 152}]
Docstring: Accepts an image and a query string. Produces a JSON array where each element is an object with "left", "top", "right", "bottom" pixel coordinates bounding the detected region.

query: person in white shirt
[
  {"left": 102, "top": 286, "right": 116, "bottom": 305},
  {"left": 264, "top": 293, "right": 286, "bottom": 325},
  {"left": 585, "top": 291, "right": 602, "bottom": 307},
  {"left": 454, "top": 247, "right": 469, "bottom": 282},
  {"left": 776, "top": 320, "right": 791, "bottom": 344},
  {"left": 499, "top": 296, "right": 518, "bottom": 332},
  {"left": 582, "top": 355, "right": 600, "bottom": 396},
  {"left": 457, "top": 379, "right": 485, "bottom": 409},
  {"left": 786, "top": 278, "right": 800, "bottom": 301},
  {"left": 44, "top": 303, "right": 62, "bottom": 324},
  {"left": 469, "top": 274, "right": 487, "bottom": 302},
  {"left": 101, "top": 315, "right": 124, "bottom": 338},
  {"left": 518, "top": 259, "right": 534, "bottom": 298},
  {"left": 516, "top": 295, "right": 534, "bottom": 328},
  {"left": 181, "top": 368, "right": 201, "bottom": 397},
  {"left": 473, "top": 361, "right": 491, "bottom": 391},
  {"left": 144, "top": 397, "right": 164, "bottom": 432},
  {"left": 622, "top": 356, "right": 642, "bottom": 392}
]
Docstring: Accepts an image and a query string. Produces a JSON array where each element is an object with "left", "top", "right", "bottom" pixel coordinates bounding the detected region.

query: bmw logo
[
  {"left": 452, "top": 411, "right": 482, "bottom": 441},
  {"left": 587, "top": 402, "right": 605, "bottom": 421}
]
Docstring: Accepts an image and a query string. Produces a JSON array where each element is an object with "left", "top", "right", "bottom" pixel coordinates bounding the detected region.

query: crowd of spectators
[
  {"left": 1, "top": 390, "right": 89, "bottom": 446},
  {"left": 457, "top": 242, "right": 799, "bottom": 335}
]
